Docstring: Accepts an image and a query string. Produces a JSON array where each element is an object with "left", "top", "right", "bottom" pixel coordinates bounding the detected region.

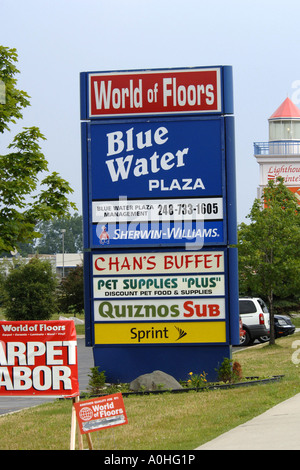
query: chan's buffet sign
[{"left": 0, "top": 320, "right": 79, "bottom": 397}]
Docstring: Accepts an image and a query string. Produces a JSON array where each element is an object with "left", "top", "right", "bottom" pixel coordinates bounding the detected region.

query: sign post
[{"left": 80, "top": 66, "right": 239, "bottom": 382}]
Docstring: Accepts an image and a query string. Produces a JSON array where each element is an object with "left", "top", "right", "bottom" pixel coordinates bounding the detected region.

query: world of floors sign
[{"left": 92, "top": 251, "right": 227, "bottom": 345}]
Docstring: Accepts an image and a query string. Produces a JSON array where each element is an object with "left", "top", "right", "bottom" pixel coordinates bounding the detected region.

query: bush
[
  {"left": 87, "top": 367, "right": 106, "bottom": 395},
  {"left": 3, "top": 257, "right": 57, "bottom": 321},
  {"left": 217, "top": 358, "right": 243, "bottom": 383},
  {"left": 57, "top": 264, "right": 84, "bottom": 314}
]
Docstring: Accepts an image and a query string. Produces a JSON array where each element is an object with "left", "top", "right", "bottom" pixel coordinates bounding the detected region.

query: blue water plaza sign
[
  {"left": 80, "top": 66, "right": 239, "bottom": 382},
  {"left": 88, "top": 117, "right": 226, "bottom": 248}
]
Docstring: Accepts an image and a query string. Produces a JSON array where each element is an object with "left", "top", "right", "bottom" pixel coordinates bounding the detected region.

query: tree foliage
[
  {"left": 58, "top": 264, "right": 84, "bottom": 314},
  {"left": 238, "top": 177, "right": 300, "bottom": 344},
  {"left": 0, "top": 46, "right": 76, "bottom": 252},
  {"left": 0, "top": 46, "right": 30, "bottom": 133},
  {"left": 3, "top": 257, "right": 58, "bottom": 321},
  {"left": 33, "top": 213, "right": 83, "bottom": 254}
]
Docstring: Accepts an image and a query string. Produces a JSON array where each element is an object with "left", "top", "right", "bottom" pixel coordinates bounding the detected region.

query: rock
[{"left": 129, "top": 370, "right": 183, "bottom": 392}]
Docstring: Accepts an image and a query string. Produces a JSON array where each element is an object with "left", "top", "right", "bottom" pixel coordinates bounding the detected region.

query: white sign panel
[
  {"left": 93, "top": 274, "right": 225, "bottom": 298},
  {"left": 261, "top": 163, "right": 300, "bottom": 186},
  {"left": 92, "top": 197, "right": 223, "bottom": 224},
  {"left": 93, "top": 251, "right": 224, "bottom": 275},
  {"left": 94, "top": 298, "right": 226, "bottom": 322}
]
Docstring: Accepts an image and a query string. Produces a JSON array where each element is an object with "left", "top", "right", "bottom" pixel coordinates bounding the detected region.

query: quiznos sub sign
[{"left": 0, "top": 321, "right": 79, "bottom": 397}]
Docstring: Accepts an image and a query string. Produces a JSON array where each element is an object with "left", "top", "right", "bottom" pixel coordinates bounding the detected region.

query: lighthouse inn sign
[{"left": 80, "top": 66, "right": 239, "bottom": 382}]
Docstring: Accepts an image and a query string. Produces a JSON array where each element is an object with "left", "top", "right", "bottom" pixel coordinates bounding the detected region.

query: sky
[{"left": 1, "top": 0, "right": 300, "bottom": 224}]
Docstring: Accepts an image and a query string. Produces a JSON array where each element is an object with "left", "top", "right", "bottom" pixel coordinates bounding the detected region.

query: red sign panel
[
  {"left": 0, "top": 320, "right": 79, "bottom": 397},
  {"left": 88, "top": 68, "right": 221, "bottom": 117},
  {"left": 74, "top": 393, "right": 128, "bottom": 434}
]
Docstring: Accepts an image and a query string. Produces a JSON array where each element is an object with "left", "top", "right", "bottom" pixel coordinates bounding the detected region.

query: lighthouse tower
[{"left": 254, "top": 97, "right": 300, "bottom": 204}]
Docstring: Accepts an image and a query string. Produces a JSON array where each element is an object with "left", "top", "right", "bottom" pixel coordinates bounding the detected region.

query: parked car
[
  {"left": 259, "top": 314, "right": 295, "bottom": 342},
  {"left": 239, "top": 297, "right": 270, "bottom": 346},
  {"left": 239, "top": 317, "right": 246, "bottom": 342}
]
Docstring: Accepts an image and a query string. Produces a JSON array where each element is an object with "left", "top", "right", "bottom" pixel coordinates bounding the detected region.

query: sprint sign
[{"left": 0, "top": 321, "right": 79, "bottom": 397}]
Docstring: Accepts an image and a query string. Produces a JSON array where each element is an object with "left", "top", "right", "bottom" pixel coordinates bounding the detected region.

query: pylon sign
[{"left": 80, "top": 66, "right": 239, "bottom": 382}]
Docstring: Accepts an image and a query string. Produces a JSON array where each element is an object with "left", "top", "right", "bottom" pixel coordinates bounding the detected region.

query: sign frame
[
  {"left": 84, "top": 246, "right": 234, "bottom": 347},
  {"left": 80, "top": 65, "right": 239, "bottom": 383},
  {"left": 83, "top": 115, "right": 229, "bottom": 249},
  {"left": 80, "top": 66, "right": 234, "bottom": 119}
]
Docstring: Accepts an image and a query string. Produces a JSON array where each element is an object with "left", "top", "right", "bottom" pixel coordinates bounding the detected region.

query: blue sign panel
[
  {"left": 87, "top": 117, "right": 226, "bottom": 248},
  {"left": 92, "top": 220, "right": 224, "bottom": 247}
]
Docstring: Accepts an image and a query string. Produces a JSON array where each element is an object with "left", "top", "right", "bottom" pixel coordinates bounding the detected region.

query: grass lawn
[{"left": 0, "top": 329, "right": 299, "bottom": 450}]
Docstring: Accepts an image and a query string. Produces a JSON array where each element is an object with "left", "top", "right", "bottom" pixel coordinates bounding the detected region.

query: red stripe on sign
[{"left": 89, "top": 68, "right": 221, "bottom": 117}]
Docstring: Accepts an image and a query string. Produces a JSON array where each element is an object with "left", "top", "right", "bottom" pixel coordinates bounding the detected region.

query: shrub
[
  {"left": 217, "top": 358, "right": 243, "bottom": 383},
  {"left": 57, "top": 264, "right": 84, "bottom": 314},
  {"left": 3, "top": 257, "right": 57, "bottom": 320},
  {"left": 87, "top": 367, "right": 106, "bottom": 395}
]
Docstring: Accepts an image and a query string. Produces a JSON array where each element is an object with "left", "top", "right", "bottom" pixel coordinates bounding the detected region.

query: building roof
[
  {"left": 56, "top": 253, "right": 83, "bottom": 268},
  {"left": 269, "top": 97, "right": 300, "bottom": 119}
]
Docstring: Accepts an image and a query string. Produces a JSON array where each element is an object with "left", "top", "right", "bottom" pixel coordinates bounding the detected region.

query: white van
[{"left": 239, "top": 297, "right": 270, "bottom": 346}]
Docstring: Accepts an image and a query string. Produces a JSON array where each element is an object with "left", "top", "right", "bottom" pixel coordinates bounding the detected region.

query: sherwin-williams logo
[{"left": 99, "top": 225, "right": 110, "bottom": 244}]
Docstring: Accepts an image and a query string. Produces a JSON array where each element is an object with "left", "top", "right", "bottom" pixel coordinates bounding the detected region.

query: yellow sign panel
[{"left": 94, "top": 321, "right": 226, "bottom": 345}]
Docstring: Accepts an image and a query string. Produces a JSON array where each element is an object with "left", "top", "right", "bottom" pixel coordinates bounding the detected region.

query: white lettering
[
  {"left": 107, "top": 131, "right": 125, "bottom": 156},
  {"left": 0, "top": 341, "right": 77, "bottom": 366},
  {"left": 106, "top": 126, "right": 169, "bottom": 156},
  {"left": 27, "top": 342, "right": 46, "bottom": 366},
  {"left": 106, "top": 155, "right": 134, "bottom": 182},
  {"left": 106, "top": 149, "right": 189, "bottom": 183},
  {"left": 149, "top": 178, "right": 205, "bottom": 191},
  {"left": 163, "top": 78, "right": 172, "bottom": 107},
  {"left": 206, "top": 84, "right": 214, "bottom": 105},
  {"left": 94, "top": 80, "right": 111, "bottom": 109},
  {"left": 94, "top": 79, "right": 142, "bottom": 110},
  {"left": 0, "top": 366, "right": 72, "bottom": 391},
  {"left": 162, "top": 78, "right": 215, "bottom": 107}
]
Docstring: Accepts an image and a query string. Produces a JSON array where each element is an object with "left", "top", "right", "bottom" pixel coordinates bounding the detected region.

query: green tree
[
  {"left": 58, "top": 264, "right": 84, "bottom": 314},
  {"left": 238, "top": 178, "right": 300, "bottom": 344},
  {"left": 0, "top": 46, "right": 76, "bottom": 252},
  {"left": 3, "top": 257, "right": 58, "bottom": 321},
  {"left": 33, "top": 213, "right": 83, "bottom": 254},
  {"left": 0, "top": 46, "right": 30, "bottom": 133}
]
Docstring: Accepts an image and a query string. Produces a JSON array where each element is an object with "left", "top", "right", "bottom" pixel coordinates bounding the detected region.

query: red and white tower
[{"left": 254, "top": 97, "right": 300, "bottom": 204}]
